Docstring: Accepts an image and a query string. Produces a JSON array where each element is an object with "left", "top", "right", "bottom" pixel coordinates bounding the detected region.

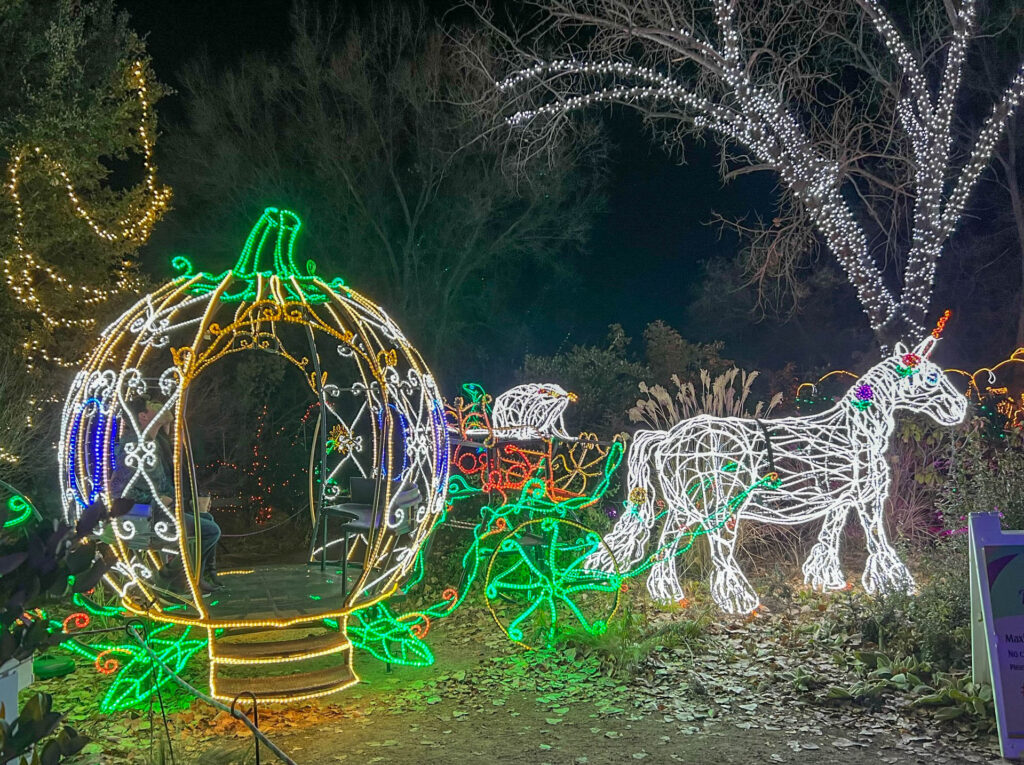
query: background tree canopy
[
  {"left": 149, "top": 1, "right": 607, "bottom": 385},
  {"left": 0, "top": 0, "right": 170, "bottom": 487}
]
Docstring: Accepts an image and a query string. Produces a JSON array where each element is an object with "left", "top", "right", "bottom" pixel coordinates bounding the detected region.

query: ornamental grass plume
[
  {"left": 629, "top": 367, "right": 783, "bottom": 429},
  {"left": 627, "top": 367, "right": 785, "bottom": 580}
]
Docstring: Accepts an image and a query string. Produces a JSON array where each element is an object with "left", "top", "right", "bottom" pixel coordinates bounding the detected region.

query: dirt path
[
  {"left": 39, "top": 590, "right": 1001, "bottom": 765},
  {"left": 260, "top": 692, "right": 988, "bottom": 765},
  {"left": 167, "top": 607, "right": 999, "bottom": 765}
]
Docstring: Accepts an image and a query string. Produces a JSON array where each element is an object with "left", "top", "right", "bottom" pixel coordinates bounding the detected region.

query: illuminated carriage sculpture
[
  {"left": 435, "top": 383, "right": 627, "bottom": 648},
  {"left": 59, "top": 208, "right": 449, "bottom": 702}
]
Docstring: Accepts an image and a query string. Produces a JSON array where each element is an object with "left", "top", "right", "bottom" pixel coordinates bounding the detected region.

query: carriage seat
[
  {"left": 324, "top": 477, "right": 422, "bottom": 535},
  {"left": 97, "top": 503, "right": 155, "bottom": 551}
]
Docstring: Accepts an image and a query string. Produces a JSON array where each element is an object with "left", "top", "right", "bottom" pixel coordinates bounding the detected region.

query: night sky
[{"left": 116, "top": 0, "right": 1013, "bottom": 374}]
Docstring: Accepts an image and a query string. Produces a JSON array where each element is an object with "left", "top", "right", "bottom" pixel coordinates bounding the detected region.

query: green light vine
[
  {"left": 3, "top": 493, "right": 33, "bottom": 528},
  {"left": 171, "top": 207, "right": 347, "bottom": 304},
  {"left": 55, "top": 593, "right": 206, "bottom": 713},
  {"left": 346, "top": 604, "right": 435, "bottom": 668},
  {"left": 366, "top": 441, "right": 627, "bottom": 653}
]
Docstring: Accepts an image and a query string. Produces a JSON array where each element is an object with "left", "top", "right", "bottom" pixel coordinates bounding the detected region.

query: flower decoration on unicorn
[{"left": 588, "top": 322, "right": 967, "bottom": 614}]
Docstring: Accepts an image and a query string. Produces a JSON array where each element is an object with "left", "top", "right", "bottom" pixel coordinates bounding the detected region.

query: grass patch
[{"left": 563, "top": 596, "right": 715, "bottom": 678}]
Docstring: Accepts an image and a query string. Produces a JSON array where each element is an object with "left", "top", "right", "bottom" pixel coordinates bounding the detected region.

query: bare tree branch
[{"left": 490, "top": 0, "right": 1024, "bottom": 346}]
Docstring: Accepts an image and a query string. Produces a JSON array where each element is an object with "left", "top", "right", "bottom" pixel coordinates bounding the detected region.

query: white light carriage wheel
[{"left": 58, "top": 207, "right": 450, "bottom": 702}]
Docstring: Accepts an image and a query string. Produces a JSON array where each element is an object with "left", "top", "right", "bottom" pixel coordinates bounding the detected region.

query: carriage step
[
  {"left": 215, "top": 631, "right": 349, "bottom": 661},
  {"left": 209, "top": 619, "right": 359, "bottom": 702},
  {"left": 212, "top": 664, "right": 357, "bottom": 702}
]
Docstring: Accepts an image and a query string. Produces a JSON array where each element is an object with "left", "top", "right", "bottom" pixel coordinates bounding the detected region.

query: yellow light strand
[{"left": 3, "top": 61, "right": 171, "bottom": 368}]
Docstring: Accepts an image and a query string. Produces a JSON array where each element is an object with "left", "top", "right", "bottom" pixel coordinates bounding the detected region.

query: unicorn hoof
[
  {"left": 647, "top": 576, "right": 685, "bottom": 605},
  {"left": 802, "top": 544, "right": 846, "bottom": 591},
  {"left": 863, "top": 551, "right": 916, "bottom": 595},
  {"left": 711, "top": 569, "right": 760, "bottom": 614}
]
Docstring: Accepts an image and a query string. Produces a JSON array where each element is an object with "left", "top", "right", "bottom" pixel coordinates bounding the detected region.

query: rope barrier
[
  {"left": 219, "top": 505, "right": 309, "bottom": 537},
  {"left": 125, "top": 626, "right": 298, "bottom": 765}
]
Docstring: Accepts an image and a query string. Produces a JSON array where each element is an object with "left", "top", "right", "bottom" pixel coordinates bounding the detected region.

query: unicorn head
[{"left": 886, "top": 337, "right": 967, "bottom": 426}]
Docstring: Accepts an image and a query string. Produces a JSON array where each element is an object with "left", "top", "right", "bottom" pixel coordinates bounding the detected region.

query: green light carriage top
[{"left": 58, "top": 207, "right": 450, "bottom": 701}]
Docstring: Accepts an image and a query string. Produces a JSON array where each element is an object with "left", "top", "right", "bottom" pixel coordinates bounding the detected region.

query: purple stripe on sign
[{"left": 987, "top": 553, "right": 1018, "bottom": 588}]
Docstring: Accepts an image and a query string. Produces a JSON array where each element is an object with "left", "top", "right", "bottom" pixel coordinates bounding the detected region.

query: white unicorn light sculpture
[{"left": 589, "top": 336, "right": 967, "bottom": 614}]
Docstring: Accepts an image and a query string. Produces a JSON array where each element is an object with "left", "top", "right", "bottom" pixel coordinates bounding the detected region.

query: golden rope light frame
[{"left": 946, "top": 348, "right": 1024, "bottom": 427}]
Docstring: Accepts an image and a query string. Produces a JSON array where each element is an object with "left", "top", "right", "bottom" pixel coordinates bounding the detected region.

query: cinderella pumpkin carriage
[{"left": 59, "top": 208, "right": 449, "bottom": 701}]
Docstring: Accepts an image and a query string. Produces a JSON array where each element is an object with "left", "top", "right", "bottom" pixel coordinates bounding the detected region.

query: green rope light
[
  {"left": 58, "top": 621, "right": 206, "bottom": 712},
  {"left": 485, "top": 517, "right": 621, "bottom": 647},
  {"left": 374, "top": 442, "right": 628, "bottom": 652},
  {"left": 346, "top": 604, "right": 435, "bottom": 668},
  {"left": 54, "top": 593, "right": 207, "bottom": 712},
  {"left": 3, "top": 494, "right": 34, "bottom": 528},
  {"left": 171, "top": 207, "right": 347, "bottom": 303}
]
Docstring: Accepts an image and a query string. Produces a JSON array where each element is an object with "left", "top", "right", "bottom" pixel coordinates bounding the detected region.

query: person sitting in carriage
[{"left": 108, "top": 395, "right": 224, "bottom": 596}]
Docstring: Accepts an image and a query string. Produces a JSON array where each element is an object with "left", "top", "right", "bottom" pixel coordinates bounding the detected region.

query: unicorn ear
[
  {"left": 913, "top": 336, "right": 938, "bottom": 359},
  {"left": 893, "top": 341, "right": 909, "bottom": 357}
]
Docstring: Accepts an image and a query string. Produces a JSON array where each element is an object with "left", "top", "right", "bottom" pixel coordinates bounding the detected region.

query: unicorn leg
[
  {"left": 589, "top": 501, "right": 654, "bottom": 573},
  {"left": 591, "top": 431, "right": 670, "bottom": 574},
  {"left": 587, "top": 459, "right": 658, "bottom": 573},
  {"left": 856, "top": 493, "right": 915, "bottom": 595},
  {"left": 706, "top": 523, "right": 760, "bottom": 614},
  {"left": 646, "top": 516, "right": 686, "bottom": 605},
  {"left": 802, "top": 509, "right": 848, "bottom": 591}
]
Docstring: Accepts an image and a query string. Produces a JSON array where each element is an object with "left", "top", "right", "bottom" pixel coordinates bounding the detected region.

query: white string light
[
  {"left": 587, "top": 337, "right": 966, "bottom": 613},
  {"left": 456, "top": 383, "right": 577, "bottom": 441},
  {"left": 499, "top": 0, "right": 1024, "bottom": 341},
  {"left": 3, "top": 61, "right": 171, "bottom": 370}
]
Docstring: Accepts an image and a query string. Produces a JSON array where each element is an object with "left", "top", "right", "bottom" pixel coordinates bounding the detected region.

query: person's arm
[{"left": 108, "top": 433, "right": 154, "bottom": 505}]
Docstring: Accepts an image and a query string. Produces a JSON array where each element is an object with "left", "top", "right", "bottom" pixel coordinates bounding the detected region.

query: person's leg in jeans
[
  {"left": 193, "top": 497, "right": 223, "bottom": 584},
  {"left": 182, "top": 511, "right": 221, "bottom": 583},
  {"left": 197, "top": 511, "right": 221, "bottom": 580},
  {"left": 198, "top": 511, "right": 224, "bottom": 584}
]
